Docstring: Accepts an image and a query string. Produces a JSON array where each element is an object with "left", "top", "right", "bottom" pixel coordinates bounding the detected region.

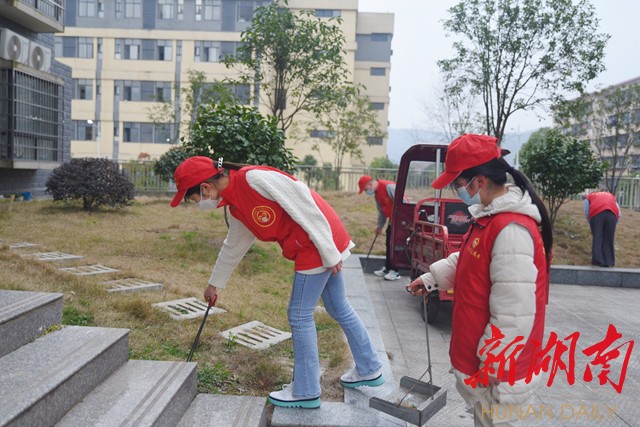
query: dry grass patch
[{"left": 0, "top": 196, "right": 353, "bottom": 402}]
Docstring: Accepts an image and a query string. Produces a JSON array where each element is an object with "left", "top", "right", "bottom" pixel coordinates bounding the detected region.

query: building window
[
  {"left": 370, "top": 67, "right": 386, "bottom": 76},
  {"left": 123, "top": 122, "right": 173, "bottom": 143},
  {"left": 370, "top": 102, "right": 385, "bottom": 110},
  {"left": 98, "top": 0, "right": 105, "bottom": 18},
  {"left": 367, "top": 136, "right": 383, "bottom": 146},
  {"left": 177, "top": 0, "right": 184, "bottom": 19},
  {"left": 157, "top": 40, "right": 173, "bottom": 61},
  {"left": 237, "top": 0, "right": 253, "bottom": 22},
  {"left": 58, "top": 37, "right": 95, "bottom": 58},
  {"left": 117, "top": 80, "right": 171, "bottom": 102},
  {"left": 78, "top": 37, "right": 94, "bottom": 58},
  {"left": 311, "top": 130, "right": 335, "bottom": 138},
  {"left": 116, "top": 39, "right": 143, "bottom": 60},
  {"left": 195, "top": 0, "right": 221, "bottom": 21},
  {"left": 371, "top": 33, "right": 391, "bottom": 42},
  {"left": 194, "top": 41, "right": 221, "bottom": 62},
  {"left": 227, "top": 83, "right": 250, "bottom": 104},
  {"left": 158, "top": 0, "right": 174, "bottom": 19},
  {"left": 0, "top": 70, "right": 63, "bottom": 162},
  {"left": 124, "top": 0, "right": 142, "bottom": 18},
  {"left": 74, "top": 79, "right": 93, "bottom": 100},
  {"left": 315, "top": 9, "right": 340, "bottom": 18},
  {"left": 74, "top": 120, "right": 96, "bottom": 140},
  {"left": 79, "top": 0, "right": 96, "bottom": 17}
]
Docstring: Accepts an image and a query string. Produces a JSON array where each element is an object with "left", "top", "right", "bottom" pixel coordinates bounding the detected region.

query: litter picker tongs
[{"left": 369, "top": 294, "right": 447, "bottom": 426}]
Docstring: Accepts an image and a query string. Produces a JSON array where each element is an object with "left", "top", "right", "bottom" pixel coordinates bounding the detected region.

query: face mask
[
  {"left": 197, "top": 187, "right": 220, "bottom": 210},
  {"left": 456, "top": 178, "right": 481, "bottom": 206},
  {"left": 365, "top": 189, "right": 375, "bottom": 196}
]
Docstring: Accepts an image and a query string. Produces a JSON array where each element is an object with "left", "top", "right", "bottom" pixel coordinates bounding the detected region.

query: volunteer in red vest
[
  {"left": 406, "top": 134, "right": 553, "bottom": 427},
  {"left": 170, "top": 156, "right": 383, "bottom": 409},
  {"left": 358, "top": 175, "right": 401, "bottom": 280},
  {"left": 584, "top": 191, "right": 621, "bottom": 267}
]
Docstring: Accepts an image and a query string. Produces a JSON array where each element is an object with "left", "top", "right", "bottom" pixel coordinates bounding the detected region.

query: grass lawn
[{"left": 1, "top": 192, "right": 639, "bottom": 402}]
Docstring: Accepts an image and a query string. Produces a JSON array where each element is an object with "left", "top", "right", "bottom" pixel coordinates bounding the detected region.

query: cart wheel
[{"left": 425, "top": 294, "right": 440, "bottom": 324}]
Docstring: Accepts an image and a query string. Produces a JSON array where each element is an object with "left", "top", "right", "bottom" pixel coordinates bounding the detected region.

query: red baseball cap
[
  {"left": 432, "top": 134, "right": 502, "bottom": 189},
  {"left": 358, "top": 175, "right": 373, "bottom": 194},
  {"left": 170, "top": 156, "right": 220, "bottom": 207}
]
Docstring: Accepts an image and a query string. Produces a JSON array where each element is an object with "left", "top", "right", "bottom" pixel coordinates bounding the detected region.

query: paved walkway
[{"left": 363, "top": 255, "right": 640, "bottom": 427}]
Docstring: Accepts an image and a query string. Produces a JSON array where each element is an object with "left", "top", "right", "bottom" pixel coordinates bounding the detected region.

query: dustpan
[{"left": 369, "top": 294, "right": 447, "bottom": 426}]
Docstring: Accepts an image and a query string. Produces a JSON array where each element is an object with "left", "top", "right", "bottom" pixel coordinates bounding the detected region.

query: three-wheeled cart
[{"left": 387, "top": 144, "right": 473, "bottom": 323}]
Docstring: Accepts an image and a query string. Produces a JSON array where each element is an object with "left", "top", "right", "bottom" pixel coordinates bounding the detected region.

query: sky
[{"left": 358, "top": 0, "right": 640, "bottom": 133}]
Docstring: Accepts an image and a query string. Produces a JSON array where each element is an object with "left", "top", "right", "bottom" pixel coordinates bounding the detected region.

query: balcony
[{"left": 0, "top": 0, "right": 65, "bottom": 33}]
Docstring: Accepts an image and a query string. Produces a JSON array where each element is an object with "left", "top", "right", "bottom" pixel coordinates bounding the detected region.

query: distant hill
[{"left": 386, "top": 128, "right": 537, "bottom": 167}]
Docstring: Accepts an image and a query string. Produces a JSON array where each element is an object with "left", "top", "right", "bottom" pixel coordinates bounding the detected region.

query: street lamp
[{"left": 87, "top": 119, "right": 101, "bottom": 158}]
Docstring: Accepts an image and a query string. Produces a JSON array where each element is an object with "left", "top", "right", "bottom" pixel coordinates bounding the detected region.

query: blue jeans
[{"left": 288, "top": 270, "right": 382, "bottom": 398}]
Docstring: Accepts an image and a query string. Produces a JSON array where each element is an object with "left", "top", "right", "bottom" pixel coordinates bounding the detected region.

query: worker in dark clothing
[{"left": 584, "top": 191, "right": 621, "bottom": 267}]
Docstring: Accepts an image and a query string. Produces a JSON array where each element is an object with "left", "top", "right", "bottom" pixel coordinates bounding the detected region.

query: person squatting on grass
[
  {"left": 406, "top": 134, "right": 553, "bottom": 427},
  {"left": 170, "top": 156, "right": 384, "bottom": 409}
]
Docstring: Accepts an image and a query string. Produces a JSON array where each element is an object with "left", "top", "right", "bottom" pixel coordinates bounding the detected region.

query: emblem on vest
[
  {"left": 466, "top": 237, "right": 481, "bottom": 259},
  {"left": 252, "top": 206, "right": 276, "bottom": 227}
]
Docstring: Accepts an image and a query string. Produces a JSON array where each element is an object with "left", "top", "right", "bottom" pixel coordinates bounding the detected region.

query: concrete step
[
  {"left": 0, "top": 325, "right": 129, "bottom": 427},
  {"left": 57, "top": 360, "right": 197, "bottom": 427},
  {"left": 0, "top": 290, "right": 63, "bottom": 358},
  {"left": 178, "top": 394, "right": 268, "bottom": 427}
]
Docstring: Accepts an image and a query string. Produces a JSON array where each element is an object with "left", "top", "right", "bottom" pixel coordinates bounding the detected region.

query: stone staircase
[{"left": 0, "top": 289, "right": 267, "bottom": 427}]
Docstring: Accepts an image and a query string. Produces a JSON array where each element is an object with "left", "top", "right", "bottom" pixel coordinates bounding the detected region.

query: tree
[
  {"left": 420, "top": 77, "right": 484, "bottom": 143},
  {"left": 554, "top": 82, "right": 640, "bottom": 194},
  {"left": 303, "top": 93, "right": 384, "bottom": 190},
  {"left": 147, "top": 69, "right": 236, "bottom": 145},
  {"left": 223, "top": 0, "right": 351, "bottom": 131},
  {"left": 438, "top": 0, "right": 609, "bottom": 142},
  {"left": 46, "top": 158, "right": 134, "bottom": 210},
  {"left": 188, "top": 103, "right": 298, "bottom": 173},
  {"left": 519, "top": 128, "right": 602, "bottom": 225},
  {"left": 370, "top": 156, "right": 397, "bottom": 169}
]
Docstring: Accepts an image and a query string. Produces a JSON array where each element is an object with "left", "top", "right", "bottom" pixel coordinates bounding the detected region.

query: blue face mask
[
  {"left": 456, "top": 178, "right": 481, "bottom": 206},
  {"left": 365, "top": 189, "right": 375, "bottom": 196}
]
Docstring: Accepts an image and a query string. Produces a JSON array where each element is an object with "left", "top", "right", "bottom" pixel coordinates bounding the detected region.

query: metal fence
[{"left": 120, "top": 162, "right": 640, "bottom": 210}]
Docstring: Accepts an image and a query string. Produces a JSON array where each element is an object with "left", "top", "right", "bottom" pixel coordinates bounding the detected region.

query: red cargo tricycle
[{"left": 387, "top": 144, "right": 473, "bottom": 323}]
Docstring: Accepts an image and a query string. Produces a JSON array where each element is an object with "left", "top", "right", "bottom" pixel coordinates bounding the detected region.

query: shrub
[
  {"left": 188, "top": 103, "right": 298, "bottom": 173},
  {"left": 153, "top": 145, "right": 198, "bottom": 183},
  {"left": 46, "top": 158, "right": 135, "bottom": 210}
]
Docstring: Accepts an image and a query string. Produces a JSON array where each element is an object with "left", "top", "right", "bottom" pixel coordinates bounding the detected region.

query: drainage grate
[
  {"left": 101, "top": 278, "right": 163, "bottom": 293},
  {"left": 9, "top": 242, "right": 39, "bottom": 249},
  {"left": 21, "top": 252, "right": 84, "bottom": 261},
  {"left": 58, "top": 264, "right": 120, "bottom": 275},
  {"left": 153, "top": 297, "right": 226, "bottom": 320},
  {"left": 220, "top": 321, "right": 291, "bottom": 350}
]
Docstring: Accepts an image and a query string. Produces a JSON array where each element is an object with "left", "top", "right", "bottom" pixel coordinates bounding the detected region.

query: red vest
[
  {"left": 375, "top": 180, "right": 395, "bottom": 219},
  {"left": 218, "top": 166, "right": 351, "bottom": 271},
  {"left": 586, "top": 192, "right": 619, "bottom": 219},
  {"left": 451, "top": 213, "right": 548, "bottom": 383}
]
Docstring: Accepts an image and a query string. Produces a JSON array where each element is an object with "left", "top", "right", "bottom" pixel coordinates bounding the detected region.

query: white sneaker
[
  {"left": 340, "top": 366, "right": 384, "bottom": 388},
  {"left": 383, "top": 270, "right": 400, "bottom": 281},
  {"left": 268, "top": 383, "right": 321, "bottom": 409},
  {"left": 373, "top": 267, "right": 388, "bottom": 277}
]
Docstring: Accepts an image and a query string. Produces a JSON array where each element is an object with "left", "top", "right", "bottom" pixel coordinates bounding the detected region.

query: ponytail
[{"left": 508, "top": 167, "right": 553, "bottom": 263}]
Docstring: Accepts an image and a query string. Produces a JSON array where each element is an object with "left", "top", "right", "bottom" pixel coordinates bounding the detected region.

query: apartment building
[
  {"left": 558, "top": 75, "right": 640, "bottom": 176},
  {"left": 56, "top": 0, "right": 393, "bottom": 167},
  {"left": 0, "top": 1, "right": 71, "bottom": 197}
]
